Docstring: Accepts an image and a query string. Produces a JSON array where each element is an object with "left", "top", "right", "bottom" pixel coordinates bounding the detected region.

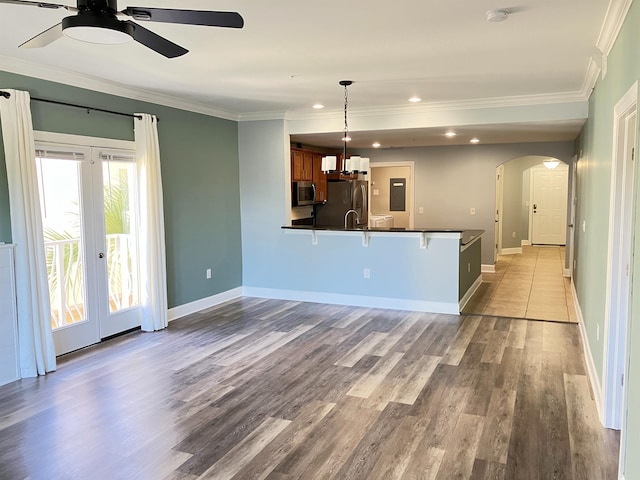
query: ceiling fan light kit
[
  {"left": 1, "top": 0, "right": 244, "bottom": 57},
  {"left": 62, "top": 13, "right": 133, "bottom": 44}
]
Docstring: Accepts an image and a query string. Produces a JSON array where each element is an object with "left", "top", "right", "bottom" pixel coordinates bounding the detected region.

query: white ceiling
[{"left": 0, "top": 0, "right": 620, "bottom": 147}]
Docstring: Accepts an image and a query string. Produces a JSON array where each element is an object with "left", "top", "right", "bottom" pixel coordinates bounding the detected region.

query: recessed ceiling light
[
  {"left": 312, "top": 103, "right": 324, "bottom": 109},
  {"left": 470, "top": 137, "right": 480, "bottom": 144},
  {"left": 445, "top": 131, "right": 456, "bottom": 138},
  {"left": 409, "top": 96, "right": 421, "bottom": 103},
  {"left": 372, "top": 142, "right": 381, "bottom": 148}
]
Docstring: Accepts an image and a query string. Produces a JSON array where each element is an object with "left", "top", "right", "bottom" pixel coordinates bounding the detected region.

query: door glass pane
[
  {"left": 103, "top": 160, "right": 140, "bottom": 313},
  {"left": 37, "top": 157, "right": 86, "bottom": 329}
]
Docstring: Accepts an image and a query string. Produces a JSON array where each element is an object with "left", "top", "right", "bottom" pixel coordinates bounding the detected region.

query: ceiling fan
[{"left": 0, "top": 0, "right": 244, "bottom": 58}]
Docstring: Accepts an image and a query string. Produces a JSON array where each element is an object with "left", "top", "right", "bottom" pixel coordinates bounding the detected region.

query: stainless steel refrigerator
[{"left": 315, "top": 179, "right": 368, "bottom": 228}]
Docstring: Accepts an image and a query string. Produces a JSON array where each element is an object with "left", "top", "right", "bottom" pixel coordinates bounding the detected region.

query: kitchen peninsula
[{"left": 280, "top": 225, "right": 484, "bottom": 315}]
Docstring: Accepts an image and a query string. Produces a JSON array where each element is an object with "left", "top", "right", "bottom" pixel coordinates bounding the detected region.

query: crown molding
[
  {"left": 581, "top": 57, "right": 603, "bottom": 100},
  {"left": 0, "top": 55, "right": 240, "bottom": 121},
  {"left": 282, "top": 91, "right": 589, "bottom": 123},
  {"left": 596, "top": 0, "right": 633, "bottom": 57},
  {"left": 237, "top": 110, "right": 288, "bottom": 122}
]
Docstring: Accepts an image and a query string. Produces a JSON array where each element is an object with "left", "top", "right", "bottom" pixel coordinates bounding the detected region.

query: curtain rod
[{"left": 0, "top": 90, "right": 156, "bottom": 121}]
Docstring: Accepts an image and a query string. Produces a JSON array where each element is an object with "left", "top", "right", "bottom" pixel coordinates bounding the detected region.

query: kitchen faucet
[{"left": 344, "top": 209, "right": 360, "bottom": 229}]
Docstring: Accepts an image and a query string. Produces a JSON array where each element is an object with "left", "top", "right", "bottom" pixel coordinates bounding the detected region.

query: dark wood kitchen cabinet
[
  {"left": 291, "top": 148, "right": 329, "bottom": 202},
  {"left": 312, "top": 153, "right": 327, "bottom": 202},
  {"left": 291, "top": 149, "right": 313, "bottom": 181}
]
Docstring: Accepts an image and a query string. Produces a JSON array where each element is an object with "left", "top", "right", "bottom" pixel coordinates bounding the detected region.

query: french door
[{"left": 35, "top": 136, "right": 142, "bottom": 355}]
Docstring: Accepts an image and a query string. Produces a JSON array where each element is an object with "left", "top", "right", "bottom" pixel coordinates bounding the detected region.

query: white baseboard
[
  {"left": 481, "top": 264, "right": 496, "bottom": 273},
  {"left": 168, "top": 287, "right": 243, "bottom": 321},
  {"left": 572, "top": 279, "right": 604, "bottom": 425},
  {"left": 459, "top": 275, "right": 482, "bottom": 311},
  {"left": 521, "top": 239, "right": 531, "bottom": 246},
  {"left": 500, "top": 247, "right": 523, "bottom": 255},
  {"left": 242, "top": 287, "right": 460, "bottom": 315}
]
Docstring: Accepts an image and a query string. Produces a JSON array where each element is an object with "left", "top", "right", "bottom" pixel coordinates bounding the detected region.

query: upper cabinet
[
  {"left": 291, "top": 149, "right": 313, "bottom": 182},
  {"left": 291, "top": 148, "right": 328, "bottom": 203},
  {"left": 312, "top": 153, "right": 327, "bottom": 202}
]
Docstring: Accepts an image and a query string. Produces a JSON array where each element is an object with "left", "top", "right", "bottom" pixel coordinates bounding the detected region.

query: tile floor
[{"left": 462, "top": 245, "right": 578, "bottom": 323}]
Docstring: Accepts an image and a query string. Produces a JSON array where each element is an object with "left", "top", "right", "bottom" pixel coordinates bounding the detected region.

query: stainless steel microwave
[{"left": 292, "top": 181, "right": 316, "bottom": 206}]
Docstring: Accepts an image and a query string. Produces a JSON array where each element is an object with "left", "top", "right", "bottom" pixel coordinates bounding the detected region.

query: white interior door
[
  {"left": 36, "top": 138, "right": 141, "bottom": 355},
  {"left": 531, "top": 164, "right": 568, "bottom": 245}
]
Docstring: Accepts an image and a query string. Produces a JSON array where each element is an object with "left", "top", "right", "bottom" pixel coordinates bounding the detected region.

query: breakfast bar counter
[{"left": 261, "top": 226, "right": 485, "bottom": 314}]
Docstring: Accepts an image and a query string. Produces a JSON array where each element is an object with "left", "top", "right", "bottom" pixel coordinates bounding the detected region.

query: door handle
[
  {"left": 98, "top": 252, "right": 104, "bottom": 259},
  {"left": 568, "top": 224, "right": 574, "bottom": 228}
]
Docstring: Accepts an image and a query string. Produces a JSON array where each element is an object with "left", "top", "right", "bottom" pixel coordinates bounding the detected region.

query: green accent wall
[
  {"left": 575, "top": 2, "right": 639, "bottom": 477},
  {"left": 0, "top": 70, "right": 242, "bottom": 308}
]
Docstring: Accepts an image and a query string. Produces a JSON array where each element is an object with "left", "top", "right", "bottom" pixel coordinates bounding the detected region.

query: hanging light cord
[
  {"left": 343, "top": 83, "right": 349, "bottom": 143},
  {"left": 339, "top": 80, "right": 353, "bottom": 173}
]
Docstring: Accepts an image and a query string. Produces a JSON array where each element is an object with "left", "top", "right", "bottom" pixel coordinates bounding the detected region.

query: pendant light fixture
[
  {"left": 340, "top": 80, "right": 353, "bottom": 174},
  {"left": 321, "top": 80, "right": 369, "bottom": 175}
]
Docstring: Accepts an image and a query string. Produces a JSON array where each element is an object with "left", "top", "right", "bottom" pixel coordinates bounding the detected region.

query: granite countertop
[{"left": 282, "top": 225, "right": 484, "bottom": 245}]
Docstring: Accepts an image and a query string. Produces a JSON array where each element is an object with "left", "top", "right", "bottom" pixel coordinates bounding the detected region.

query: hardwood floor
[{"left": 0, "top": 298, "right": 619, "bottom": 479}]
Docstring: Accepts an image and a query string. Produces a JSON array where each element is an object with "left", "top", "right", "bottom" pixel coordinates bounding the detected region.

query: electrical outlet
[
  {"left": 418, "top": 206, "right": 424, "bottom": 214},
  {"left": 206, "top": 268, "right": 212, "bottom": 279},
  {"left": 470, "top": 207, "right": 476, "bottom": 215},
  {"left": 363, "top": 268, "right": 370, "bottom": 279},
  {"left": 373, "top": 189, "right": 380, "bottom": 196},
  {"left": 467, "top": 263, "right": 471, "bottom": 273},
  {"left": 512, "top": 232, "right": 516, "bottom": 238},
  {"left": 597, "top": 323, "right": 600, "bottom": 341}
]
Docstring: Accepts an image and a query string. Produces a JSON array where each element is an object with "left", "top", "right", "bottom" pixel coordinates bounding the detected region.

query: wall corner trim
[
  {"left": 481, "top": 264, "right": 496, "bottom": 273},
  {"left": 168, "top": 287, "right": 243, "bottom": 321},
  {"left": 572, "top": 279, "right": 605, "bottom": 425}
]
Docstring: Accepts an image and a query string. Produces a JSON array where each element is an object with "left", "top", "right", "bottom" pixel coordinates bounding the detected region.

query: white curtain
[
  {"left": 0, "top": 89, "right": 56, "bottom": 376},
  {"left": 134, "top": 113, "right": 168, "bottom": 331}
]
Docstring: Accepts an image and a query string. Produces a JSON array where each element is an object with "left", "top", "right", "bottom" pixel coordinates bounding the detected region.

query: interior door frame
[
  {"left": 602, "top": 81, "right": 637, "bottom": 446},
  {"left": 568, "top": 155, "right": 578, "bottom": 278},
  {"left": 495, "top": 164, "right": 504, "bottom": 260},
  {"left": 369, "top": 161, "right": 415, "bottom": 229}
]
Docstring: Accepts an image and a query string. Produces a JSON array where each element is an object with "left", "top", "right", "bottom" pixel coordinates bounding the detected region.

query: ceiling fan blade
[
  {"left": 19, "top": 21, "right": 63, "bottom": 48},
  {"left": 127, "top": 21, "right": 188, "bottom": 58},
  {"left": 0, "top": 0, "right": 75, "bottom": 10},
  {"left": 122, "top": 7, "right": 244, "bottom": 28}
]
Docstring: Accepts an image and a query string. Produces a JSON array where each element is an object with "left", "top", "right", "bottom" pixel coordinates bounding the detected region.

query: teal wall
[
  {"left": 575, "top": 1, "right": 640, "bottom": 477},
  {"left": 0, "top": 71, "right": 242, "bottom": 308}
]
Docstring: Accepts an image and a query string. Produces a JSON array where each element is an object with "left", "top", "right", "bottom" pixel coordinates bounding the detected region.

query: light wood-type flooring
[
  {"left": 0, "top": 299, "right": 618, "bottom": 479},
  {"left": 462, "top": 246, "right": 577, "bottom": 322}
]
